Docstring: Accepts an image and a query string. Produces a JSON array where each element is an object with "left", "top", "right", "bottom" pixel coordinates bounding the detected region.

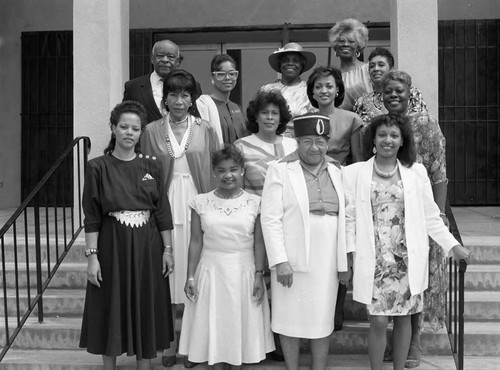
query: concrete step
[
  {"left": 1, "top": 289, "right": 497, "bottom": 323},
  {"left": 0, "top": 263, "right": 87, "bottom": 290},
  {"left": 464, "top": 265, "right": 500, "bottom": 291},
  {"left": 0, "top": 317, "right": 498, "bottom": 356},
  {"left": 0, "top": 289, "right": 85, "bottom": 318},
  {"left": 462, "top": 236, "right": 500, "bottom": 265},
  {"left": 2, "top": 351, "right": 481, "bottom": 370},
  {"left": 0, "top": 236, "right": 86, "bottom": 264},
  {"left": 463, "top": 291, "right": 500, "bottom": 321}
]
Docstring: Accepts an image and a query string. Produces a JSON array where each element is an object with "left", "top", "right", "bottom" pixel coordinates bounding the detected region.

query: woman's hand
[
  {"left": 276, "top": 262, "right": 293, "bottom": 288},
  {"left": 252, "top": 273, "right": 265, "bottom": 306},
  {"left": 162, "top": 252, "right": 175, "bottom": 277},
  {"left": 87, "top": 255, "right": 102, "bottom": 287},
  {"left": 184, "top": 278, "right": 198, "bottom": 302},
  {"left": 450, "top": 245, "right": 472, "bottom": 264},
  {"left": 338, "top": 269, "right": 352, "bottom": 289}
]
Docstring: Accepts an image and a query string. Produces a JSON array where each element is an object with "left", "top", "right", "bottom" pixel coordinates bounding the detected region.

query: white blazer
[
  {"left": 261, "top": 157, "right": 348, "bottom": 273},
  {"left": 343, "top": 157, "right": 460, "bottom": 305}
]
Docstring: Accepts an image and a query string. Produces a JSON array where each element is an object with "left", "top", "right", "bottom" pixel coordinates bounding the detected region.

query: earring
[
  {"left": 372, "top": 147, "right": 377, "bottom": 154},
  {"left": 356, "top": 51, "right": 361, "bottom": 58},
  {"left": 211, "top": 79, "right": 214, "bottom": 85},
  {"left": 335, "top": 51, "right": 340, "bottom": 57}
]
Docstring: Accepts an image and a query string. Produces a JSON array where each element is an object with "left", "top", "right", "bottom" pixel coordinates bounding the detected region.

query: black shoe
[
  {"left": 183, "top": 356, "right": 199, "bottom": 368},
  {"left": 268, "top": 350, "right": 285, "bottom": 362},
  {"left": 161, "top": 355, "right": 177, "bottom": 367}
]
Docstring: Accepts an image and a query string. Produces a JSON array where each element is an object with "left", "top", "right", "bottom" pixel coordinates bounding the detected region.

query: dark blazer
[{"left": 123, "top": 75, "right": 163, "bottom": 123}]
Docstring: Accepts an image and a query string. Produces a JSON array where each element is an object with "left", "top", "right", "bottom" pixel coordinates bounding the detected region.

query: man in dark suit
[{"left": 123, "top": 39, "right": 181, "bottom": 123}]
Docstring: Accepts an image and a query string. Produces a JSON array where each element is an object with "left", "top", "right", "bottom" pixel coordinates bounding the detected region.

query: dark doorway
[
  {"left": 439, "top": 19, "right": 500, "bottom": 205},
  {"left": 21, "top": 31, "right": 74, "bottom": 206}
]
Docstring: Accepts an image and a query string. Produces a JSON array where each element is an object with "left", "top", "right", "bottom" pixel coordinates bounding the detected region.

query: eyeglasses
[
  {"left": 212, "top": 70, "right": 239, "bottom": 81},
  {"left": 335, "top": 37, "right": 357, "bottom": 46},
  {"left": 300, "top": 138, "right": 328, "bottom": 148},
  {"left": 154, "top": 53, "right": 178, "bottom": 62}
]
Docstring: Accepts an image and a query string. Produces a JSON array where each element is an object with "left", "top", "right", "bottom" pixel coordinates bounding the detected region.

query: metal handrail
[
  {"left": 446, "top": 206, "right": 468, "bottom": 370},
  {"left": 448, "top": 259, "right": 468, "bottom": 370},
  {"left": 0, "top": 136, "right": 91, "bottom": 361}
]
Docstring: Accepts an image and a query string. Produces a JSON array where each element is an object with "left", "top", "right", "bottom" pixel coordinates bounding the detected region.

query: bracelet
[
  {"left": 187, "top": 276, "right": 194, "bottom": 281},
  {"left": 164, "top": 245, "right": 173, "bottom": 250},
  {"left": 85, "top": 248, "right": 98, "bottom": 257},
  {"left": 439, "top": 212, "right": 447, "bottom": 217},
  {"left": 163, "top": 251, "right": 173, "bottom": 256},
  {"left": 255, "top": 270, "right": 264, "bottom": 275}
]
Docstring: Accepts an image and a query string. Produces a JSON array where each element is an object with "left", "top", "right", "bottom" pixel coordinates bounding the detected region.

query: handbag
[{"left": 334, "top": 282, "right": 348, "bottom": 331}]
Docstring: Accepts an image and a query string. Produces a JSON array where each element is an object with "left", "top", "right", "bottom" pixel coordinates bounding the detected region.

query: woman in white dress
[
  {"left": 234, "top": 90, "right": 297, "bottom": 196},
  {"left": 140, "top": 69, "right": 221, "bottom": 366},
  {"left": 179, "top": 145, "right": 275, "bottom": 368}
]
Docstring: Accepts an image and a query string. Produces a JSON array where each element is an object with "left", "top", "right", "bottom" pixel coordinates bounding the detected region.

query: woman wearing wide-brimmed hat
[{"left": 261, "top": 42, "right": 317, "bottom": 136}]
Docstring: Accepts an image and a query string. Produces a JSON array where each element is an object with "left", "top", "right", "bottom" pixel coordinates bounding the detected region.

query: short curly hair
[
  {"left": 328, "top": 18, "right": 369, "bottom": 51},
  {"left": 368, "top": 47, "right": 395, "bottom": 68},
  {"left": 104, "top": 100, "right": 147, "bottom": 155},
  {"left": 381, "top": 70, "right": 412, "bottom": 91},
  {"left": 362, "top": 113, "right": 416, "bottom": 166},
  {"left": 246, "top": 90, "right": 292, "bottom": 135},
  {"left": 306, "top": 66, "right": 345, "bottom": 108},
  {"left": 212, "top": 144, "right": 245, "bottom": 169}
]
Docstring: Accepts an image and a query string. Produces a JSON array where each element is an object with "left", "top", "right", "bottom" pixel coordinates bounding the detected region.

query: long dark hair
[
  {"left": 362, "top": 113, "right": 416, "bottom": 167},
  {"left": 104, "top": 100, "right": 147, "bottom": 155}
]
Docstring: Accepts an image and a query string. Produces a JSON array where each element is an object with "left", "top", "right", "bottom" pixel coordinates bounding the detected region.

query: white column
[
  {"left": 73, "top": 0, "right": 129, "bottom": 226},
  {"left": 73, "top": 0, "right": 129, "bottom": 157},
  {"left": 390, "top": 0, "right": 438, "bottom": 116}
]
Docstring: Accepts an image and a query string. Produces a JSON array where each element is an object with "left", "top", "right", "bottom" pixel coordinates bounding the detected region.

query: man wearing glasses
[{"left": 123, "top": 39, "right": 189, "bottom": 123}]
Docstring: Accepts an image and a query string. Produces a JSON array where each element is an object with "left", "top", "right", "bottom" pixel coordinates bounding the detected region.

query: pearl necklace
[
  {"left": 165, "top": 113, "right": 193, "bottom": 159},
  {"left": 373, "top": 160, "right": 398, "bottom": 178}
]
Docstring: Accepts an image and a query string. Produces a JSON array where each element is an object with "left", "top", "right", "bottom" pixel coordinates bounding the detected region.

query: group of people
[{"left": 79, "top": 17, "right": 472, "bottom": 370}]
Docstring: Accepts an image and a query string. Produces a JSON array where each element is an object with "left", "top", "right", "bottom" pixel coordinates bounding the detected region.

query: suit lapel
[
  {"left": 140, "top": 77, "right": 162, "bottom": 119},
  {"left": 287, "top": 161, "right": 309, "bottom": 223}
]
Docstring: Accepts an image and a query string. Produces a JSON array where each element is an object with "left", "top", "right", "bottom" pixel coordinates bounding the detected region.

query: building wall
[
  {"left": 0, "top": 0, "right": 72, "bottom": 208},
  {"left": 0, "top": 0, "right": 498, "bottom": 208}
]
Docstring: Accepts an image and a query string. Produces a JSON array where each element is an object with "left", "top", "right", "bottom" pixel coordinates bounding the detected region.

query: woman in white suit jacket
[
  {"left": 343, "top": 114, "right": 470, "bottom": 370},
  {"left": 261, "top": 113, "right": 350, "bottom": 370}
]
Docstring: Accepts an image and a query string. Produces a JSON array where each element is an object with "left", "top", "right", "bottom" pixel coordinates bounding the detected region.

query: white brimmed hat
[{"left": 268, "top": 42, "right": 316, "bottom": 74}]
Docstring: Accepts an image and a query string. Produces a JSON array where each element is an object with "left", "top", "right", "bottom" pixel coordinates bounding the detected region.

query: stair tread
[
  {"left": 464, "top": 290, "right": 500, "bottom": 301},
  {"left": 461, "top": 236, "right": 500, "bottom": 246},
  {"left": 0, "top": 350, "right": 461, "bottom": 369}
]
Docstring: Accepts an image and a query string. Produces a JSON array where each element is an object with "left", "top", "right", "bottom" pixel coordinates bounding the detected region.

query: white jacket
[
  {"left": 261, "top": 156, "right": 348, "bottom": 273},
  {"left": 343, "top": 157, "right": 459, "bottom": 305}
]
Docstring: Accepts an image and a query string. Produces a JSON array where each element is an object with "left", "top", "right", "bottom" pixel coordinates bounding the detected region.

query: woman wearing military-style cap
[
  {"left": 261, "top": 113, "right": 350, "bottom": 369},
  {"left": 260, "top": 43, "right": 318, "bottom": 137}
]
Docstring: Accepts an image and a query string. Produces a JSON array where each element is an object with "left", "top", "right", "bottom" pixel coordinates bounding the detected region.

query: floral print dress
[{"left": 368, "top": 180, "right": 423, "bottom": 316}]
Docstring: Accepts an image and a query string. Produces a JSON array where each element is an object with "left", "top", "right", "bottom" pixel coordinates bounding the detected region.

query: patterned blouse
[
  {"left": 353, "top": 86, "right": 428, "bottom": 127},
  {"left": 409, "top": 112, "right": 447, "bottom": 186}
]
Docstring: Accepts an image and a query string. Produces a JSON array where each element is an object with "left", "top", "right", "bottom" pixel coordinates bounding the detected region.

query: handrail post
[
  {"left": 458, "top": 260, "right": 467, "bottom": 370},
  {"left": 34, "top": 198, "right": 44, "bottom": 323}
]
